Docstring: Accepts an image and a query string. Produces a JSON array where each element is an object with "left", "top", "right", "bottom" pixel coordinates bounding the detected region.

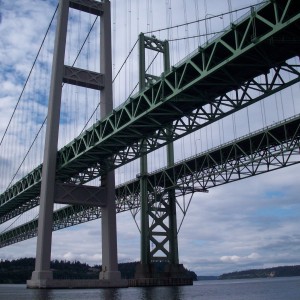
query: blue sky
[{"left": 0, "top": 0, "right": 300, "bottom": 276}]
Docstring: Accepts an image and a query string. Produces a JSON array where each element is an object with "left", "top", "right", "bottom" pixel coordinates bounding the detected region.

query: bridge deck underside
[{"left": 0, "top": 114, "right": 299, "bottom": 247}]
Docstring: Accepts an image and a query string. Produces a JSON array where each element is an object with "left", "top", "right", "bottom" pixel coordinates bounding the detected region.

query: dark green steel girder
[
  {"left": 1, "top": 114, "right": 299, "bottom": 248},
  {"left": 0, "top": 0, "right": 300, "bottom": 219},
  {"left": 1, "top": 59, "right": 299, "bottom": 224},
  {"left": 117, "top": 114, "right": 300, "bottom": 198},
  {"left": 0, "top": 198, "right": 40, "bottom": 224}
]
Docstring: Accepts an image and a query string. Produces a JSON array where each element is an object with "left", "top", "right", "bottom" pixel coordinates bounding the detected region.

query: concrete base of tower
[
  {"left": 128, "top": 277, "right": 193, "bottom": 287},
  {"left": 134, "top": 263, "right": 156, "bottom": 279},
  {"left": 99, "top": 270, "right": 122, "bottom": 281},
  {"left": 27, "top": 272, "right": 128, "bottom": 289},
  {"left": 30, "top": 270, "right": 53, "bottom": 281},
  {"left": 132, "top": 263, "right": 193, "bottom": 287}
]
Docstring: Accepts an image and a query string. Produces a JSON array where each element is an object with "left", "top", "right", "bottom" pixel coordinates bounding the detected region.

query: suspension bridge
[{"left": 0, "top": 0, "right": 299, "bottom": 288}]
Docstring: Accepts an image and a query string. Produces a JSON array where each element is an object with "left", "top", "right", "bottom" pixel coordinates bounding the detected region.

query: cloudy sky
[{"left": 0, "top": 0, "right": 300, "bottom": 277}]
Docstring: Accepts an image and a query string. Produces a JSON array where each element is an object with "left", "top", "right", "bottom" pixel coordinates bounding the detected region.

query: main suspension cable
[
  {"left": 0, "top": 4, "right": 59, "bottom": 149},
  {"left": 79, "top": 39, "right": 139, "bottom": 134},
  {"left": 144, "top": 1, "right": 269, "bottom": 35},
  {"left": 5, "top": 11, "right": 99, "bottom": 191}
]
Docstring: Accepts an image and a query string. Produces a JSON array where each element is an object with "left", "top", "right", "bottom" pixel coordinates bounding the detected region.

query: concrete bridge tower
[{"left": 27, "top": 0, "right": 127, "bottom": 289}]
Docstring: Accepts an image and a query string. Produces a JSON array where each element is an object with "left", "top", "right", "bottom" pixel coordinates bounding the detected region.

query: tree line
[
  {"left": 0, "top": 258, "right": 197, "bottom": 283},
  {"left": 219, "top": 265, "right": 300, "bottom": 279}
]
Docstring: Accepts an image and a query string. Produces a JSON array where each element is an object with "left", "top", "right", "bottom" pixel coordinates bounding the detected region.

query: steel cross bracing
[
  {"left": 139, "top": 33, "right": 179, "bottom": 265},
  {"left": 1, "top": 114, "right": 300, "bottom": 248},
  {"left": 0, "top": 0, "right": 300, "bottom": 220},
  {"left": 1, "top": 60, "right": 299, "bottom": 225}
]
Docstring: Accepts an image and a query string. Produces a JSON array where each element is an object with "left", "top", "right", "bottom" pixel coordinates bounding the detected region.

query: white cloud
[
  {"left": 220, "top": 255, "right": 241, "bottom": 263},
  {"left": 247, "top": 253, "right": 260, "bottom": 260},
  {"left": 220, "top": 253, "right": 260, "bottom": 263}
]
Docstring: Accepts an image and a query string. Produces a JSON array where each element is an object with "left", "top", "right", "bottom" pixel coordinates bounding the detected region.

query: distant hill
[
  {"left": 0, "top": 258, "right": 197, "bottom": 284},
  {"left": 197, "top": 276, "right": 218, "bottom": 280},
  {"left": 219, "top": 265, "right": 300, "bottom": 280}
]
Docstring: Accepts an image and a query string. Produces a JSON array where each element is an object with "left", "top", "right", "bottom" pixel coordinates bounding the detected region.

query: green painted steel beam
[
  {"left": 1, "top": 0, "right": 300, "bottom": 219},
  {"left": 1, "top": 114, "right": 299, "bottom": 248},
  {"left": 1, "top": 59, "right": 299, "bottom": 225},
  {"left": 139, "top": 33, "right": 178, "bottom": 265}
]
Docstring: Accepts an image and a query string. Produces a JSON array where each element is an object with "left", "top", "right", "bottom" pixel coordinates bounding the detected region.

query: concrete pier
[
  {"left": 27, "top": 279, "right": 128, "bottom": 289},
  {"left": 128, "top": 278, "right": 193, "bottom": 287},
  {"left": 27, "top": 0, "right": 124, "bottom": 289},
  {"left": 132, "top": 263, "right": 193, "bottom": 287}
]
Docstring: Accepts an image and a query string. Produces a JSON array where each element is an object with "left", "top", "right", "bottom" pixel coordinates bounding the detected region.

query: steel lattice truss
[
  {"left": 0, "top": 0, "right": 300, "bottom": 238},
  {"left": 1, "top": 60, "right": 299, "bottom": 225},
  {"left": 1, "top": 114, "right": 299, "bottom": 248}
]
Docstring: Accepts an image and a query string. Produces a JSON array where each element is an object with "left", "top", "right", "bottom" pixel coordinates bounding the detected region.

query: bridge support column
[
  {"left": 28, "top": 0, "right": 69, "bottom": 287},
  {"left": 133, "top": 34, "right": 188, "bottom": 285},
  {"left": 99, "top": 172, "right": 121, "bottom": 282},
  {"left": 28, "top": 0, "right": 126, "bottom": 288},
  {"left": 98, "top": 0, "right": 123, "bottom": 286}
]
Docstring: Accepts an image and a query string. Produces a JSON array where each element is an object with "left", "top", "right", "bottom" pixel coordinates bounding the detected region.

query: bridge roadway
[
  {"left": 1, "top": 113, "right": 299, "bottom": 247},
  {"left": 0, "top": 0, "right": 300, "bottom": 225}
]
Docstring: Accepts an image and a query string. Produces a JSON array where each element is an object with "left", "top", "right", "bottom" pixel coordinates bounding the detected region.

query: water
[{"left": 1, "top": 277, "right": 300, "bottom": 300}]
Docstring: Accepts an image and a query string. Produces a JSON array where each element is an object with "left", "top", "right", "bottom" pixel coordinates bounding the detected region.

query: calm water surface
[{"left": 0, "top": 276, "right": 300, "bottom": 300}]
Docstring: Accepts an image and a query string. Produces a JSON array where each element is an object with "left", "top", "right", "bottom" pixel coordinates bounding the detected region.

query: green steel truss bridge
[
  {"left": 0, "top": 0, "right": 300, "bottom": 279},
  {"left": 1, "top": 113, "right": 300, "bottom": 247}
]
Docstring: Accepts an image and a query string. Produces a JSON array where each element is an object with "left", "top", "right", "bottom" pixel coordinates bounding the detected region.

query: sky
[{"left": 0, "top": 0, "right": 300, "bottom": 277}]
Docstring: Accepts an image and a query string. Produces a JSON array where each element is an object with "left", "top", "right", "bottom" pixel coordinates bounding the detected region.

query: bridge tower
[
  {"left": 27, "top": 0, "right": 126, "bottom": 288},
  {"left": 134, "top": 34, "right": 189, "bottom": 284}
]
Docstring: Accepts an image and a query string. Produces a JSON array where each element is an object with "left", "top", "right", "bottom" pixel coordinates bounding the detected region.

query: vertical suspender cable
[
  {"left": 128, "top": 0, "right": 132, "bottom": 98},
  {"left": 227, "top": 0, "right": 233, "bottom": 23},
  {"left": 193, "top": 0, "right": 201, "bottom": 46},
  {"left": 182, "top": 0, "right": 189, "bottom": 56},
  {"left": 204, "top": 0, "right": 208, "bottom": 42},
  {"left": 0, "top": 5, "right": 58, "bottom": 150},
  {"left": 112, "top": 0, "right": 116, "bottom": 100},
  {"left": 246, "top": 107, "right": 251, "bottom": 134}
]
